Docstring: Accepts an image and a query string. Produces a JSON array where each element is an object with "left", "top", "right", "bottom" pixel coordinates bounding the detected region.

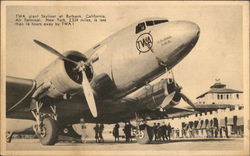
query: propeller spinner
[{"left": 33, "top": 39, "right": 98, "bottom": 118}]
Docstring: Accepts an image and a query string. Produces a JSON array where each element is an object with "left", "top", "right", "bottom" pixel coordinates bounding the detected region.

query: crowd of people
[
  {"left": 176, "top": 124, "right": 230, "bottom": 139},
  {"left": 152, "top": 122, "right": 172, "bottom": 142},
  {"left": 112, "top": 122, "right": 172, "bottom": 142},
  {"left": 80, "top": 120, "right": 236, "bottom": 144},
  {"left": 113, "top": 122, "right": 134, "bottom": 143}
]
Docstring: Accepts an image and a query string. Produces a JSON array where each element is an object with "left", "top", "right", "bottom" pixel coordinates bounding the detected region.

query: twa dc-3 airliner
[{"left": 6, "top": 17, "right": 200, "bottom": 145}]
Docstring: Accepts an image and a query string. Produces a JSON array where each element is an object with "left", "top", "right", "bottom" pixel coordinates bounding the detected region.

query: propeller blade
[
  {"left": 81, "top": 71, "right": 97, "bottom": 117},
  {"left": 33, "top": 40, "right": 78, "bottom": 65},
  {"left": 180, "top": 93, "right": 196, "bottom": 109},
  {"left": 158, "top": 91, "right": 176, "bottom": 109}
]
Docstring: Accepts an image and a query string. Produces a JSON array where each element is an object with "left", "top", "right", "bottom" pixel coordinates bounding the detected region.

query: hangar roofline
[{"left": 196, "top": 81, "right": 243, "bottom": 99}]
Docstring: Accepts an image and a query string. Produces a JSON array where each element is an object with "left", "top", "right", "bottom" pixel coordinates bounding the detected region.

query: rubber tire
[
  {"left": 136, "top": 126, "right": 153, "bottom": 144},
  {"left": 38, "top": 117, "right": 58, "bottom": 145}
]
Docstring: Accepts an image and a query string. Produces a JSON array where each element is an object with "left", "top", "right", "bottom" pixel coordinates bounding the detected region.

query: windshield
[
  {"left": 154, "top": 20, "right": 168, "bottom": 25},
  {"left": 136, "top": 19, "right": 169, "bottom": 34},
  {"left": 146, "top": 20, "right": 169, "bottom": 26},
  {"left": 146, "top": 21, "right": 154, "bottom": 26},
  {"left": 136, "top": 22, "right": 146, "bottom": 34}
]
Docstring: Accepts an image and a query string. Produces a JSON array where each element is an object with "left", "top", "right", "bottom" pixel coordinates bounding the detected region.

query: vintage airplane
[{"left": 6, "top": 17, "right": 200, "bottom": 145}]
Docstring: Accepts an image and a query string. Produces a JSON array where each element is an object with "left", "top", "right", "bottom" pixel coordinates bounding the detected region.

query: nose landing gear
[{"left": 6, "top": 131, "right": 13, "bottom": 143}]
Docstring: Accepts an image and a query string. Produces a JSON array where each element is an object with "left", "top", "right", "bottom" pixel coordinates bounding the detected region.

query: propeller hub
[{"left": 76, "top": 61, "right": 86, "bottom": 72}]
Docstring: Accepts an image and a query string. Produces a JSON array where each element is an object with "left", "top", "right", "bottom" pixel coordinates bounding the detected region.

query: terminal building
[
  {"left": 196, "top": 80, "right": 243, "bottom": 106},
  {"left": 190, "top": 80, "right": 243, "bottom": 112},
  {"left": 158, "top": 80, "right": 244, "bottom": 138}
]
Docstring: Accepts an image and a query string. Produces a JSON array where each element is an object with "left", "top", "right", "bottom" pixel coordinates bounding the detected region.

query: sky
[{"left": 5, "top": 3, "right": 244, "bottom": 105}]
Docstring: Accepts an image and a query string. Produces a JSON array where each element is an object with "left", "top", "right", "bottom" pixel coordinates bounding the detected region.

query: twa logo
[{"left": 136, "top": 32, "right": 153, "bottom": 54}]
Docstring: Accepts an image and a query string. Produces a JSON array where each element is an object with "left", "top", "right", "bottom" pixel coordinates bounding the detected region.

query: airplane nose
[
  {"left": 154, "top": 21, "right": 200, "bottom": 69},
  {"left": 177, "top": 21, "right": 200, "bottom": 44}
]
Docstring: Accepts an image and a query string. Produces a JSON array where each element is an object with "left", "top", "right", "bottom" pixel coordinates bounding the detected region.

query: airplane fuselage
[
  {"left": 9, "top": 18, "right": 200, "bottom": 124},
  {"left": 84, "top": 18, "right": 200, "bottom": 97}
]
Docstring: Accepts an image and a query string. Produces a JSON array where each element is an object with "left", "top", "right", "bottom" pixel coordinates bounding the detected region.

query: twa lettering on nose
[{"left": 136, "top": 31, "right": 153, "bottom": 54}]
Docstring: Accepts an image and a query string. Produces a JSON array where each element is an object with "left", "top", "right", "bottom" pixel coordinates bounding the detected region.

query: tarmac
[{"left": 6, "top": 137, "right": 244, "bottom": 151}]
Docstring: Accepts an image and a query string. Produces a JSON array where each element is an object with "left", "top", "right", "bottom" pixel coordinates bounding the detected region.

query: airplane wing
[
  {"left": 142, "top": 106, "right": 195, "bottom": 120},
  {"left": 6, "top": 76, "right": 36, "bottom": 114},
  {"left": 163, "top": 106, "right": 195, "bottom": 118}
]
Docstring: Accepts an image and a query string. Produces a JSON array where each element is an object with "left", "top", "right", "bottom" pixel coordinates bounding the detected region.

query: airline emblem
[{"left": 136, "top": 32, "right": 153, "bottom": 54}]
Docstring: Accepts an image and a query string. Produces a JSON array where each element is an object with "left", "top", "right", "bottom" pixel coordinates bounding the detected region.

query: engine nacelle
[
  {"left": 35, "top": 51, "right": 93, "bottom": 99},
  {"left": 134, "top": 79, "right": 181, "bottom": 110},
  {"left": 91, "top": 73, "right": 117, "bottom": 97}
]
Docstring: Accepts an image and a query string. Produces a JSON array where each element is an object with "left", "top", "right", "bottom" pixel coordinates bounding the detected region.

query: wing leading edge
[{"left": 6, "top": 76, "right": 36, "bottom": 113}]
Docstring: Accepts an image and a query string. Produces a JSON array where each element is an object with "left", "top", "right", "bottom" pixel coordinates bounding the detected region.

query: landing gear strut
[
  {"left": 31, "top": 101, "right": 58, "bottom": 145},
  {"left": 135, "top": 112, "right": 153, "bottom": 144},
  {"left": 6, "top": 131, "right": 13, "bottom": 143}
]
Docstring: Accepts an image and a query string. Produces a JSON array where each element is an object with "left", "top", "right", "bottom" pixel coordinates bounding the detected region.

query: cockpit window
[
  {"left": 136, "top": 19, "right": 169, "bottom": 34},
  {"left": 154, "top": 20, "right": 168, "bottom": 25},
  {"left": 146, "top": 21, "right": 154, "bottom": 26},
  {"left": 136, "top": 22, "right": 146, "bottom": 34},
  {"left": 145, "top": 19, "right": 169, "bottom": 26}
]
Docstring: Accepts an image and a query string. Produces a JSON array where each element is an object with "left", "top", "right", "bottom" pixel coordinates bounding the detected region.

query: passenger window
[{"left": 136, "top": 22, "right": 146, "bottom": 34}]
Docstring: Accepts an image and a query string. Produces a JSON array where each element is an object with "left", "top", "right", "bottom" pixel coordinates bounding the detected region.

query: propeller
[
  {"left": 33, "top": 40, "right": 78, "bottom": 65},
  {"left": 160, "top": 69, "right": 196, "bottom": 110},
  {"left": 81, "top": 70, "right": 97, "bottom": 117},
  {"left": 34, "top": 39, "right": 98, "bottom": 118},
  {"left": 159, "top": 91, "right": 176, "bottom": 109},
  {"left": 179, "top": 92, "right": 196, "bottom": 109}
]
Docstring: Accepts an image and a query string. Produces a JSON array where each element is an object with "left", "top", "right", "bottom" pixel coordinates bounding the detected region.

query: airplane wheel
[
  {"left": 136, "top": 125, "right": 153, "bottom": 144},
  {"left": 37, "top": 117, "right": 58, "bottom": 145}
]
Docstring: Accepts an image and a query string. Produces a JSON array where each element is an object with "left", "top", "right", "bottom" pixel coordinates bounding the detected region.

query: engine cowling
[
  {"left": 34, "top": 51, "right": 93, "bottom": 99},
  {"left": 134, "top": 79, "right": 181, "bottom": 110},
  {"left": 90, "top": 73, "right": 117, "bottom": 97},
  {"left": 161, "top": 79, "right": 182, "bottom": 109}
]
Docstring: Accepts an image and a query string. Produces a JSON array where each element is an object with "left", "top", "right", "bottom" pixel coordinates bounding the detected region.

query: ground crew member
[
  {"left": 113, "top": 123, "right": 120, "bottom": 142},
  {"left": 219, "top": 127, "right": 223, "bottom": 138},
  {"left": 176, "top": 128, "right": 180, "bottom": 138},
  {"left": 128, "top": 122, "right": 132, "bottom": 142},
  {"left": 214, "top": 126, "right": 218, "bottom": 138},
  {"left": 80, "top": 118, "right": 87, "bottom": 144},
  {"left": 225, "top": 126, "right": 229, "bottom": 138},
  {"left": 161, "top": 122, "right": 168, "bottom": 141},
  {"left": 123, "top": 122, "right": 128, "bottom": 142},
  {"left": 124, "top": 122, "right": 131, "bottom": 142},
  {"left": 93, "top": 123, "right": 99, "bottom": 143},
  {"left": 156, "top": 123, "right": 161, "bottom": 141},
  {"left": 167, "top": 123, "right": 172, "bottom": 140},
  {"left": 153, "top": 123, "right": 158, "bottom": 141},
  {"left": 99, "top": 123, "right": 104, "bottom": 143},
  {"left": 183, "top": 124, "right": 188, "bottom": 138}
]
